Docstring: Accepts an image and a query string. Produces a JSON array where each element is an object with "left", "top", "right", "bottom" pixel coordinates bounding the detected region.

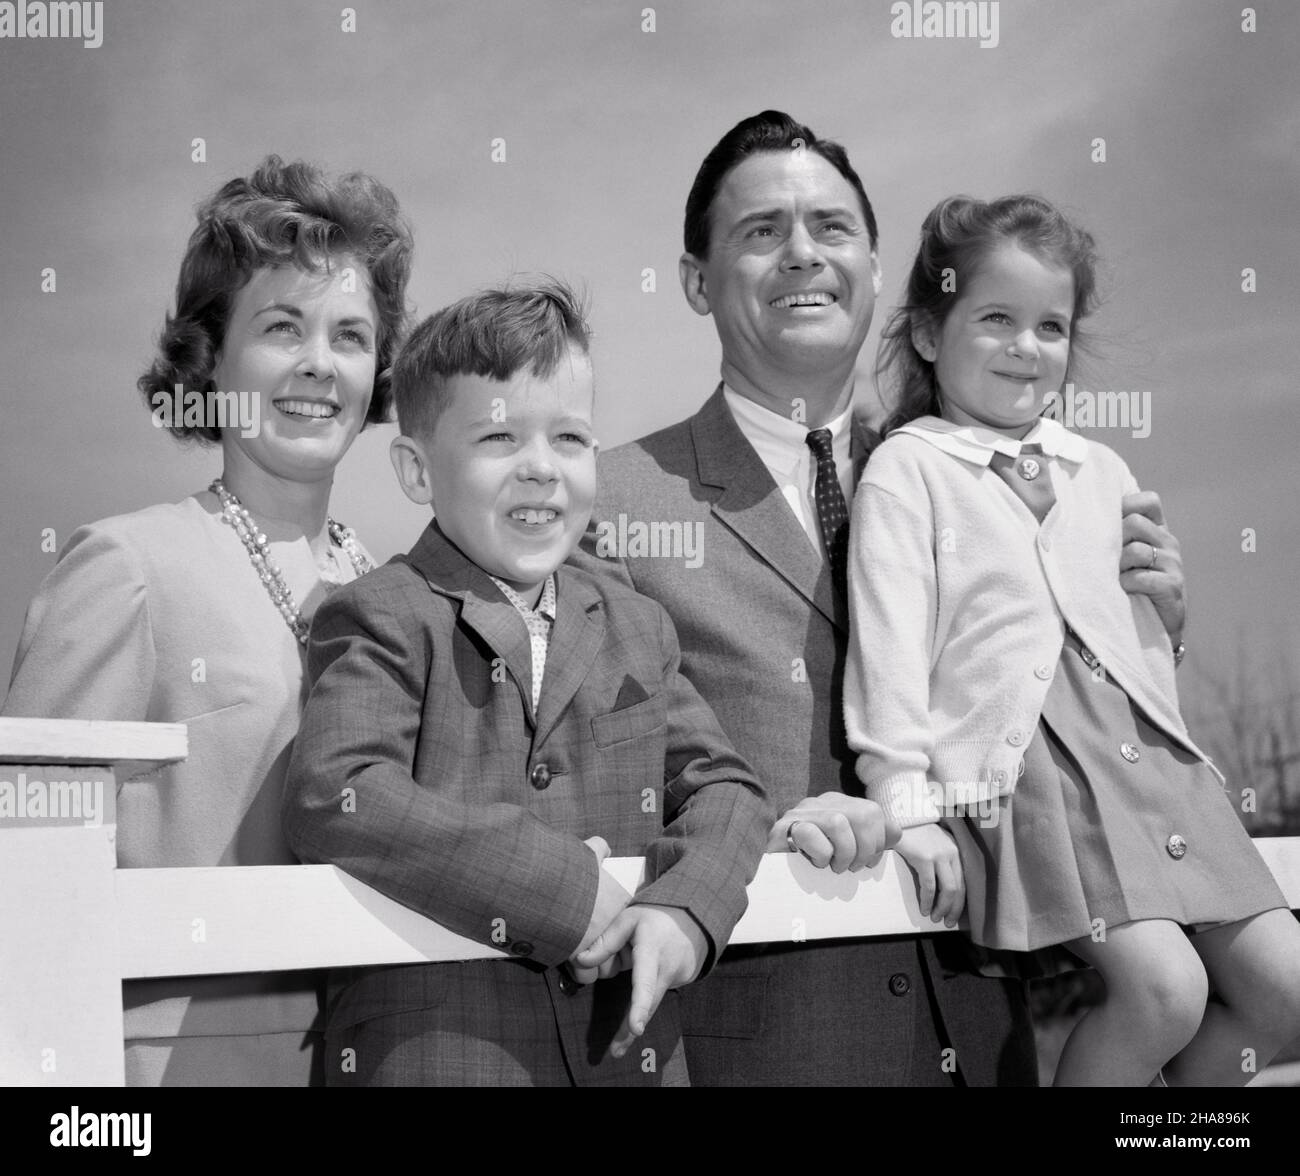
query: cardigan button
[
  {"left": 992, "top": 769, "right": 1008, "bottom": 786},
  {"left": 529, "top": 763, "right": 552, "bottom": 790},
  {"left": 1120, "top": 742, "right": 1141, "bottom": 764},
  {"left": 1166, "top": 834, "right": 1188, "bottom": 860},
  {"left": 1035, "top": 664, "right": 1053, "bottom": 680},
  {"left": 1007, "top": 730, "right": 1026, "bottom": 747}
]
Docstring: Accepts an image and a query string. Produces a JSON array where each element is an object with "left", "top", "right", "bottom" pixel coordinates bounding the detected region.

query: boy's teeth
[
  {"left": 511, "top": 508, "right": 557, "bottom": 525},
  {"left": 277, "top": 399, "right": 338, "bottom": 418}
]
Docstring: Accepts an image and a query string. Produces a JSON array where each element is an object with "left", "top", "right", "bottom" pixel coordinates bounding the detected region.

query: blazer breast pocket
[{"left": 590, "top": 693, "right": 667, "bottom": 749}]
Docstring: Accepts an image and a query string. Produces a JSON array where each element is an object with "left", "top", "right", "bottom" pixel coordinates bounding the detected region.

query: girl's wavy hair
[
  {"left": 876, "top": 194, "right": 1099, "bottom": 436},
  {"left": 139, "top": 155, "right": 414, "bottom": 443}
]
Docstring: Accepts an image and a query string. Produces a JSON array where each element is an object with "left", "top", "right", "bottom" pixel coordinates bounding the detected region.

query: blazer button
[
  {"left": 1120, "top": 742, "right": 1141, "bottom": 763},
  {"left": 992, "top": 769, "right": 1008, "bottom": 786},
  {"left": 509, "top": 940, "right": 535, "bottom": 958},
  {"left": 1034, "top": 664, "right": 1053, "bottom": 680},
  {"left": 888, "top": 973, "right": 911, "bottom": 997},
  {"left": 1166, "top": 834, "right": 1188, "bottom": 860},
  {"left": 529, "top": 763, "right": 552, "bottom": 790},
  {"left": 557, "top": 970, "right": 579, "bottom": 995},
  {"left": 1007, "top": 730, "right": 1026, "bottom": 747}
]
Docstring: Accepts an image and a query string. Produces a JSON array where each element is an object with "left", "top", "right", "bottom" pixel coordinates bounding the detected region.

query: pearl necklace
[{"left": 210, "top": 478, "right": 374, "bottom": 646}]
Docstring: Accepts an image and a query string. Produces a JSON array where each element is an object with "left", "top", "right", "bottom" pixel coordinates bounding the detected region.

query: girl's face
[{"left": 917, "top": 243, "right": 1074, "bottom": 438}]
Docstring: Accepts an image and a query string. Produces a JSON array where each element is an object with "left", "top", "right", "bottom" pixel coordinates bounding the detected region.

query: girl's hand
[
  {"left": 1120, "top": 491, "right": 1186, "bottom": 642},
  {"left": 895, "top": 824, "right": 965, "bottom": 928}
]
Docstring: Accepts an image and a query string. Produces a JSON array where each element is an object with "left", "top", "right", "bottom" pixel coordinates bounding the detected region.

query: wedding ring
[
  {"left": 786, "top": 820, "right": 804, "bottom": 854},
  {"left": 1148, "top": 543, "right": 1160, "bottom": 569}
]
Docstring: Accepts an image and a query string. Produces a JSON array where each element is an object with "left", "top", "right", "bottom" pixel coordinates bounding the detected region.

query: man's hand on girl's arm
[{"left": 1121, "top": 490, "right": 1186, "bottom": 643}]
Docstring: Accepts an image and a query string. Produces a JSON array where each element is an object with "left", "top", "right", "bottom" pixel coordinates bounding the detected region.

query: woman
[{"left": 3, "top": 156, "right": 413, "bottom": 1085}]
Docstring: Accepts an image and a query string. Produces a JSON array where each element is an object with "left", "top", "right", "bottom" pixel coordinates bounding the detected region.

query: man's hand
[
  {"left": 1121, "top": 491, "right": 1186, "bottom": 642},
  {"left": 767, "top": 792, "right": 901, "bottom": 872},
  {"left": 572, "top": 903, "right": 707, "bottom": 1059},
  {"left": 568, "top": 836, "right": 634, "bottom": 984},
  {"left": 894, "top": 823, "right": 965, "bottom": 927}
]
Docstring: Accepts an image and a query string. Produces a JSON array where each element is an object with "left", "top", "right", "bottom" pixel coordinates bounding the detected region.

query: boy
[{"left": 283, "top": 280, "right": 771, "bottom": 1086}]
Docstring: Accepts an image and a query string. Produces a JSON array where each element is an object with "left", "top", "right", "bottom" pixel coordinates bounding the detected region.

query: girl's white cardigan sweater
[{"left": 844, "top": 417, "right": 1215, "bottom": 829}]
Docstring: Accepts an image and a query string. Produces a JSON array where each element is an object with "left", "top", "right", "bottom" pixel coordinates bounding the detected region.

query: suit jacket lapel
[
  {"left": 406, "top": 523, "right": 539, "bottom": 721},
  {"left": 533, "top": 570, "right": 606, "bottom": 747},
  {"left": 691, "top": 385, "right": 841, "bottom": 630}
]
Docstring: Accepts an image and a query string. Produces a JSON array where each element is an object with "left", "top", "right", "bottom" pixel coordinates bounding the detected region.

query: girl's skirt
[{"left": 946, "top": 628, "right": 1286, "bottom": 978}]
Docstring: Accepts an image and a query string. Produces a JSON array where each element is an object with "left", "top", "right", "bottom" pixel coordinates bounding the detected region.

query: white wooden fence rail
[{"left": 3, "top": 719, "right": 1297, "bottom": 1086}]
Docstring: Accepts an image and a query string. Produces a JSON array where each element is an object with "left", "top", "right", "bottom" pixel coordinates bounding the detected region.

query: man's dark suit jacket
[
  {"left": 284, "top": 521, "right": 770, "bottom": 1086},
  {"left": 571, "top": 386, "right": 1038, "bottom": 1086}
]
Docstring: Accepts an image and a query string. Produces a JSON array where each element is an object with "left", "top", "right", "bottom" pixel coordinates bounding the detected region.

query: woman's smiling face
[
  {"left": 922, "top": 243, "right": 1075, "bottom": 437},
  {"left": 214, "top": 259, "right": 379, "bottom": 482}
]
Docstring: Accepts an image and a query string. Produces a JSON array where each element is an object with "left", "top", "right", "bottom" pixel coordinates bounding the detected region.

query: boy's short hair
[{"left": 393, "top": 277, "right": 592, "bottom": 439}]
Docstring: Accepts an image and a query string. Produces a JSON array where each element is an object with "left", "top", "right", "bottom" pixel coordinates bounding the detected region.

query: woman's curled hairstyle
[{"left": 139, "top": 155, "right": 414, "bottom": 444}]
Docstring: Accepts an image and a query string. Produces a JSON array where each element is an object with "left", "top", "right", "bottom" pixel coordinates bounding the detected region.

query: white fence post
[{"left": 0, "top": 719, "right": 185, "bottom": 1086}]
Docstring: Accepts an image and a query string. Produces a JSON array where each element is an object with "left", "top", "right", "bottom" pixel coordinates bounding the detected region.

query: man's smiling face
[{"left": 682, "top": 150, "right": 880, "bottom": 387}]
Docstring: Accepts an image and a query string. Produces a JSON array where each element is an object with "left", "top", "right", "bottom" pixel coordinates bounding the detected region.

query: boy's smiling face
[{"left": 423, "top": 344, "right": 597, "bottom": 604}]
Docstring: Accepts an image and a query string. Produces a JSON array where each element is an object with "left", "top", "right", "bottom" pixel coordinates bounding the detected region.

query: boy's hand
[
  {"left": 572, "top": 903, "right": 707, "bottom": 1059},
  {"left": 567, "top": 836, "right": 634, "bottom": 984},
  {"left": 894, "top": 824, "right": 965, "bottom": 927}
]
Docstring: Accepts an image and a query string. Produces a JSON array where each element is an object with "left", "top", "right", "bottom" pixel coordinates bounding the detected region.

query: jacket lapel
[
  {"left": 532, "top": 570, "right": 606, "bottom": 747},
  {"left": 690, "top": 385, "right": 845, "bottom": 630},
  {"left": 406, "top": 523, "right": 539, "bottom": 721}
]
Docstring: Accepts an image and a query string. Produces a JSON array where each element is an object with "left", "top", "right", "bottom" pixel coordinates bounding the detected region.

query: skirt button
[{"left": 1167, "top": 834, "right": 1188, "bottom": 860}]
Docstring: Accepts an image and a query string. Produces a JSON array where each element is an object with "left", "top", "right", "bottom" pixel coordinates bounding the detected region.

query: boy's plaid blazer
[{"left": 283, "top": 520, "right": 770, "bottom": 1086}]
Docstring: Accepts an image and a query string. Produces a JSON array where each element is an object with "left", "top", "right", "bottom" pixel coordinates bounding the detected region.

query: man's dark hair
[{"left": 683, "top": 110, "right": 878, "bottom": 258}]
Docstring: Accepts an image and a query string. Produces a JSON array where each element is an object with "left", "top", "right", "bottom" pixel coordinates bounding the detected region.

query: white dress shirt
[{"left": 722, "top": 384, "right": 855, "bottom": 557}]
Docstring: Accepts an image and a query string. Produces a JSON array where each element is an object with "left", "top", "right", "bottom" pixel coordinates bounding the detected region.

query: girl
[{"left": 844, "top": 194, "right": 1300, "bottom": 1086}]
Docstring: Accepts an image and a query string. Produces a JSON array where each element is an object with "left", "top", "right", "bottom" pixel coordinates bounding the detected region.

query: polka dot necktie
[{"left": 806, "top": 427, "right": 849, "bottom": 594}]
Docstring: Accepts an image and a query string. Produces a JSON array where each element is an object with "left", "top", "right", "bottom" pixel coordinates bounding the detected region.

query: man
[{"left": 573, "top": 110, "right": 1188, "bottom": 1086}]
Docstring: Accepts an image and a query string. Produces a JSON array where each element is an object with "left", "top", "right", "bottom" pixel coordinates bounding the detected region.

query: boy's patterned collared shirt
[{"left": 488, "top": 573, "right": 557, "bottom": 711}]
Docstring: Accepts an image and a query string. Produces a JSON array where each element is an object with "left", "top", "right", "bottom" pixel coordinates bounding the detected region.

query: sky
[{"left": 2, "top": 0, "right": 1297, "bottom": 709}]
